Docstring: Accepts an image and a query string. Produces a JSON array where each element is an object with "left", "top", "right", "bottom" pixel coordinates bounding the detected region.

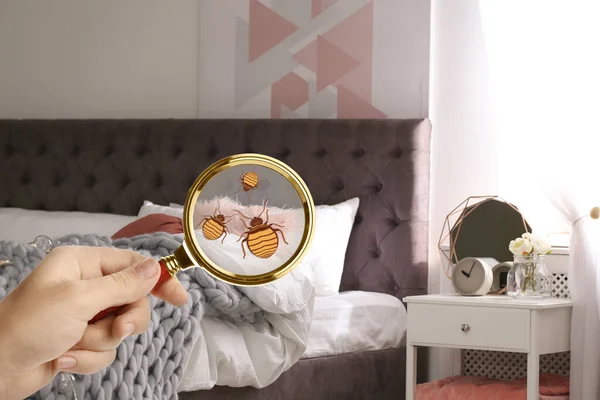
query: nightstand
[{"left": 403, "top": 294, "right": 573, "bottom": 400}]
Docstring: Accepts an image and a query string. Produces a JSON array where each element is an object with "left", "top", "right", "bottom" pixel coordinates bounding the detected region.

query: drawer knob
[{"left": 461, "top": 324, "right": 470, "bottom": 333}]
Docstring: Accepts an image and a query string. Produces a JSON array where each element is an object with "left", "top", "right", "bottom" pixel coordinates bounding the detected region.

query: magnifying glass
[{"left": 90, "top": 153, "right": 315, "bottom": 322}]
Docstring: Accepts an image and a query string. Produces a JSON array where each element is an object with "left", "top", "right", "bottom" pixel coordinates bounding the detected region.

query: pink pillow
[{"left": 112, "top": 214, "right": 184, "bottom": 239}]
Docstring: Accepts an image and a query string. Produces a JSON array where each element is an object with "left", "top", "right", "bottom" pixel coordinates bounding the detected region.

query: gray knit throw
[{"left": 0, "top": 233, "right": 265, "bottom": 400}]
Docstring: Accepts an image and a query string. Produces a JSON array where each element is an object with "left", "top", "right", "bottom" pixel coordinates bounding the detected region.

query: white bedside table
[{"left": 403, "top": 294, "right": 573, "bottom": 400}]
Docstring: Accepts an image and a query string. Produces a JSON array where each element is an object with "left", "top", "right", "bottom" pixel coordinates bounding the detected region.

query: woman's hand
[{"left": 0, "top": 246, "right": 188, "bottom": 400}]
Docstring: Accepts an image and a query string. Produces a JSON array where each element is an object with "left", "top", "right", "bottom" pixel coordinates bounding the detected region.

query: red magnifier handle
[{"left": 89, "top": 259, "right": 173, "bottom": 324}]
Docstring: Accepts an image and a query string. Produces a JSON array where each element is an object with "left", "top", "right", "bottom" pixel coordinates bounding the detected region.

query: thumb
[{"left": 80, "top": 258, "right": 160, "bottom": 314}]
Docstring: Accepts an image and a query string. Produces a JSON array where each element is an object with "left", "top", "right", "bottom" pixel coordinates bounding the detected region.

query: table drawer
[{"left": 407, "top": 303, "right": 529, "bottom": 351}]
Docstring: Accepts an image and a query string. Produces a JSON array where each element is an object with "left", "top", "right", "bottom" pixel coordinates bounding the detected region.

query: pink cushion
[
  {"left": 112, "top": 214, "right": 184, "bottom": 239},
  {"left": 416, "top": 373, "right": 569, "bottom": 400}
]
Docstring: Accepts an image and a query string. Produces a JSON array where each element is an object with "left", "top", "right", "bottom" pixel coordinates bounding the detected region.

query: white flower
[
  {"left": 509, "top": 237, "right": 533, "bottom": 256},
  {"left": 523, "top": 232, "right": 552, "bottom": 255}
]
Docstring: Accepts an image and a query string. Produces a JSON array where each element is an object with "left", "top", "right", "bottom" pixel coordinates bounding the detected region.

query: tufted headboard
[{"left": 0, "top": 119, "right": 430, "bottom": 300}]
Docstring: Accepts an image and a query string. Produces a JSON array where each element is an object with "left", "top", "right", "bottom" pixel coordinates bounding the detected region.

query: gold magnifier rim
[{"left": 182, "top": 153, "right": 315, "bottom": 286}]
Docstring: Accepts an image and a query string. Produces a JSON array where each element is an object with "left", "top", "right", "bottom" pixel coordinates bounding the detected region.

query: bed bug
[
  {"left": 233, "top": 171, "right": 262, "bottom": 202},
  {"left": 240, "top": 171, "right": 260, "bottom": 192},
  {"left": 196, "top": 203, "right": 234, "bottom": 243},
  {"left": 234, "top": 200, "right": 288, "bottom": 259}
]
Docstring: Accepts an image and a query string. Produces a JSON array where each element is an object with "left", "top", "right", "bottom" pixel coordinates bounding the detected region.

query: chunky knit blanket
[{"left": 0, "top": 233, "right": 265, "bottom": 400}]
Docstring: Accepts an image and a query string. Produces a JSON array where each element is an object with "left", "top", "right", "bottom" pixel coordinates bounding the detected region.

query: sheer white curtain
[{"left": 480, "top": 1, "right": 600, "bottom": 398}]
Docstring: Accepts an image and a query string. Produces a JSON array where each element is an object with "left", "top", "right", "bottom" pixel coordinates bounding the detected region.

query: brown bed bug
[
  {"left": 196, "top": 203, "right": 234, "bottom": 243},
  {"left": 240, "top": 171, "right": 260, "bottom": 192},
  {"left": 234, "top": 200, "right": 288, "bottom": 259}
]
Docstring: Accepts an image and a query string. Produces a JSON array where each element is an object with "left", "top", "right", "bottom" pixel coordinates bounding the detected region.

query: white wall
[
  {"left": 0, "top": 0, "right": 199, "bottom": 118},
  {"left": 0, "top": 0, "right": 430, "bottom": 120},
  {"left": 427, "top": 0, "right": 501, "bottom": 380},
  {"left": 428, "top": 0, "right": 572, "bottom": 381},
  {"left": 429, "top": 0, "right": 500, "bottom": 299}
]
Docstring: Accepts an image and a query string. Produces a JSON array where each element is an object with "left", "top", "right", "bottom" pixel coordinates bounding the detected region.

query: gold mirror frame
[
  {"left": 178, "top": 153, "right": 315, "bottom": 286},
  {"left": 438, "top": 195, "right": 530, "bottom": 280}
]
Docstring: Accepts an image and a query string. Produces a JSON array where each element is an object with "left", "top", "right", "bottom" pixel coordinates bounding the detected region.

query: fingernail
[
  {"left": 57, "top": 356, "right": 77, "bottom": 370},
  {"left": 135, "top": 258, "right": 158, "bottom": 279},
  {"left": 122, "top": 323, "right": 135, "bottom": 339}
]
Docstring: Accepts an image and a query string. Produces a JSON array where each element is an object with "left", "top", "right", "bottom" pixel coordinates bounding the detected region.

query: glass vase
[{"left": 507, "top": 255, "right": 552, "bottom": 298}]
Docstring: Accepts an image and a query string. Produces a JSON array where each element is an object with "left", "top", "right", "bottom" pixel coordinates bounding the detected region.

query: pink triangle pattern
[
  {"left": 249, "top": 0, "right": 298, "bottom": 62},
  {"left": 294, "top": 36, "right": 360, "bottom": 92},
  {"left": 337, "top": 84, "right": 386, "bottom": 118},
  {"left": 324, "top": 1, "right": 373, "bottom": 101},
  {"left": 271, "top": 72, "right": 309, "bottom": 118},
  {"left": 293, "top": 39, "right": 318, "bottom": 74},
  {"left": 316, "top": 36, "right": 360, "bottom": 91},
  {"left": 311, "top": 0, "right": 340, "bottom": 18}
]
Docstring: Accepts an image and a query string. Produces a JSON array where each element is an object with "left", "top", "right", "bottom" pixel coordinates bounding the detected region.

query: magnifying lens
[{"left": 91, "top": 153, "right": 315, "bottom": 322}]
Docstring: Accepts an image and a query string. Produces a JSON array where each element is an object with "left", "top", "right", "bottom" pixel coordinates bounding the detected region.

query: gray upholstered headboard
[{"left": 0, "top": 119, "right": 431, "bottom": 300}]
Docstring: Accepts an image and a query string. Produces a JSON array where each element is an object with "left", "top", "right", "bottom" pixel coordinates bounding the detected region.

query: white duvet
[{"left": 178, "top": 231, "right": 315, "bottom": 391}]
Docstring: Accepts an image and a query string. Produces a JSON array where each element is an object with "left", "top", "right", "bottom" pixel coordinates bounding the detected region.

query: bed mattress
[{"left": 303, "top": 290, "right": 407, "bottom": 359}]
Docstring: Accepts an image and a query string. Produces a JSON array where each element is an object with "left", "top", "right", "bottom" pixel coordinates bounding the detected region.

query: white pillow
[
  {"left": 0, "top": 207, "right": 137, "bottom": 242},
  {"left": 138, "top": 200, "right": 184, "bottom": 219},
  {"left": 301, "top": 198, "right": 359, "bottom": 296}
]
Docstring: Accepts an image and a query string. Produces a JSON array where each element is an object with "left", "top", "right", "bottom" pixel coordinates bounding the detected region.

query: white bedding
[
  {"left": 304, "top": 291, "right": 407, "bottom": 358},
  {"left": 0, "top": 205, "right": 399, "bottom": 393},
  {"left": 0, "top": 207, "right": 136, "bottom": 242},
  {"left": 178, "top": 290, "right": 406, "bottom": 391}
]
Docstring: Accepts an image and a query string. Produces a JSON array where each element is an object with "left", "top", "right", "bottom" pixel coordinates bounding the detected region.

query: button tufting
[
  {"left": 87, "top": 175, "right": 97, "bottom": 187},
  {"left": 393, "top": 284, "right": 400, "bottom": 291},
  {"left": 71, "top": 146, "right": 80, "bottom": 157},
  {"left": 371, "top": 249, "right": 381, "bottom": 258},
  {"left": 373, "top": 182, "right": 384, "bottom": 193},
  {"left": 208, "top": 147, "right": 218, "bottom": 157},
  {"left": 137, "top": 146, "right": 148, "bottom": 156},
  {"left": 352, "top": 149, "right": 365, "bottom": 158},
  {"left": 354, "top": 215, "right": 363, "bottom": 225},
  {"left": 54, "top": 175, "right": 63, "bottom": 186},
  {"left": 173, "top": 146, "right": 183, "bottom": 157},
  {"left": 5, "top": 144, "right": 14, "bottom": 156},
  {"left": 334, "top": 181, "right": 345, "bottom": 191},
  {"left": 103, "top": 204, "right": 111, "bottom": 213},
  {"left": 105, "top": 145, "right": 114, "bottom": 156},
  {"left": 388, "top": 218, "right": 400, "bottom": 228},
  {"left": 278, "top": 148, "right": 291, "bottom": 159},
  {"left": 391, "top": 148, "right": 403, "bottom": 158},
  {"left": 315, "top": 149, "right": 327, "bottom": 158},
  {"left": 38, "top": 146, "right": 47, "bottom": 156},
  {"left": 121, "top": 177, "right": 131, "bottom": 188},
  {"left": 155, "top": 175, "right": 164, "bottom": 186},
  {"left": 21, "top": 174, "right": 30, "bottom": 185}
]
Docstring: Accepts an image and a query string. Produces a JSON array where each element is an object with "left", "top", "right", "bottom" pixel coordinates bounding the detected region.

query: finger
[
  {"left": 78, "top": 258, "right": 160, "bottom": 315},
  {"left": 151, "top": 276, "right": 188, "bottom": 306},
  {"left": 71, "top": 315, "right": 120, "bottom": 352},
  {"left": 112, "top": 296, "right": 151, "bottom": 339},
  {"left": 44, "top": 246, "right": 147, "bottom": 280},
  {"left": 78, "top": 247, "right": 148, "bottom": 279},
  {"left": 56, "top": 349, "right": 116, "bottom": 375}
]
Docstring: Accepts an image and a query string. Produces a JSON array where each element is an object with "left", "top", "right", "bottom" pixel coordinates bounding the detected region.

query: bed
[{"left": 0, "top": 118, "right": 431, "bottom": 399}]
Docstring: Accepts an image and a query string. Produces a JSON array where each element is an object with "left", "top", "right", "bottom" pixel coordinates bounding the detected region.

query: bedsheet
[{"left": 178, "top": 291, "right": 406, "bottom": 391}]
